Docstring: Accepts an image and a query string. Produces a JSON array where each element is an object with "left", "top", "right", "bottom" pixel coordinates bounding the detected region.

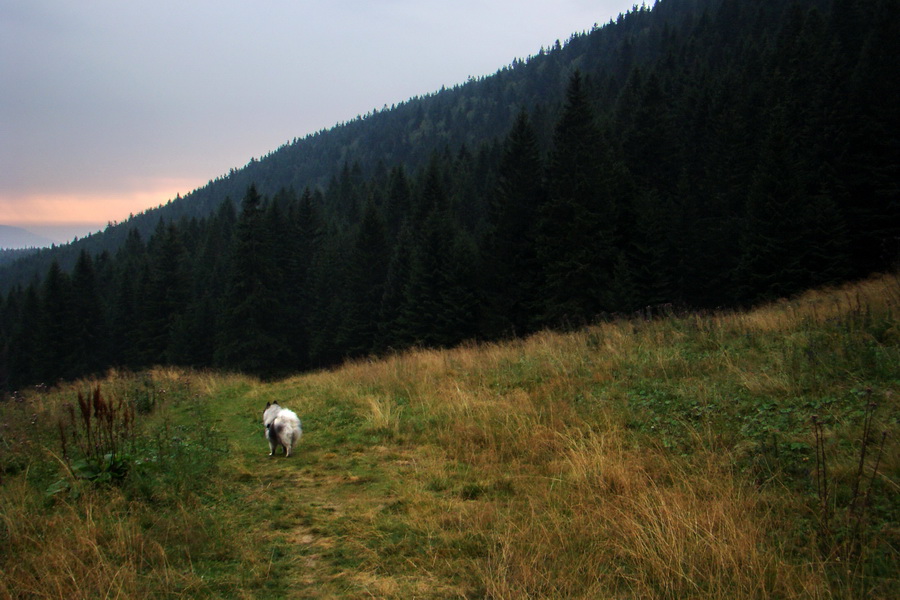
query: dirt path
[{"left": 215, "top": 392, "right": 466, "bottom": 599}]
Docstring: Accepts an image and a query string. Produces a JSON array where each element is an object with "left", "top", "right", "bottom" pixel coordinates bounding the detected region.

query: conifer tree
[
  {"left": 840, "top": 0, "right": 900, "bottom": 273},
  {"left": 399, "top": 206, "right": 472, "bottom": 347},
  {"left": 69, "top": 250, "right": 106, "bottom": 375},
  {"left": 141, "top": 222, "right": 190, "bottom": 364},
  {"left": 216, "top": 185, "right": 290, "bottom": 375},
  {"left": 108, "top": 228, "right": 147, "bottom": 369},
  {"left": 435, "top": 230, "right": 481, "bottom": 345},
  {"left": 195, "top": 200, "right": 236, "bottom": 304},
  {"left": 414, "top": 157, "right": 449, "bottom": 225},
  {"left": 484, "top": 109, "right": 545, "bottom": 337},
  {"left": 281, "top": 188, "right": 324, "bottom": 367},
  {"left": 384, "top": 166, "right": 412, "bottom": 237},
  {"left": 613, "top": 188, "right": 676, "bottom": 311},
  {"left": 305, "top": 227, "right": 350, "bottom": 366},
  {"left": 6, "top": 285, "right": 41, "bottom": 387},
  {"left": 378, "top": 224, "right": 415, "bottom": 350},
  {"left": 737, "top": 110, "right": 822, "bottom": 301},
  {"left": 338, "top": 200, "right": 390, "bottom": 356},
  {"left": 618, "top": 69, "right": 676, "bottom": 195},
  {"left": 538, "top": 71, "right": 618, "bottom": 326},
  {"left": 37, "top": 261, "right": 76, "bottom": 381},
  {"left": 0, "top": 293, "right": 11, "bottom": 390}
]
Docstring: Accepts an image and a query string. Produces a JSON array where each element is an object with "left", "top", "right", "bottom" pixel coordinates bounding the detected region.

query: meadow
[{"left": 1, "top": 274, "right": 897, "bottom": 599}]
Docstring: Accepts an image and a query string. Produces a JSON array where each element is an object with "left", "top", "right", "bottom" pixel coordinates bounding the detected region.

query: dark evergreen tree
[
  {"left": 613, "top": 188, "right": 677, "bottom": 311},
  {"left": 141, "top": 221, "right": 190, "bottom": 364},
  {"left": 195, "top": 199, "right": 236, "bottom": 304},
  {"left": 378, "top": 224, "right": 416, "bottom": 350},
  {"left": 337, "top": 200, "right": 390, "bottom": 356},
  {"left": 281, "top": 188, "right": 324, "bottom": 367},
  {"left": 538, "top": 71, "right": 618, "bottom": 326},
  {"left": 435, "top": 229, "right": 481, "bottom": 345},
  {"left": 216, "top": 185, "right": 290, "bottom": 375},
  {"left": 483, "top": 109, "right": 545, "bottom": 336},
  {"left": 37, "top": 261, "right": 76, "bottom": 381},
  {"left": 69, "top": 250, "right": 106, "bottom": 375},
  {"left": 108, "top": 228, "right": 147, "bottom": 369},
  {"left": 618, "top": 69, "right": 677, "bottom": 196},
  {"left": 5, "top": 285, "right": 41, "bottom": 388},
  {"left": 383, "top": 166, "right": 412, "bottom": 237},
  {"left": 329, "top": 161, "right": 365, "bottom": 223},
  {"left": 177, "top": 200, "right": 236, "bottom": 367},
  {"left": 399, "top": 207, "right": 461, "bottom": 346},
  {"left": 305, "top": 227, "right": 350, "bottom": 366},
  {"left": 736, "top": 108, "right": 839, "bottom": 301},
  {"left": 414, "top": 156, "right": 449, "bottom": 225}
]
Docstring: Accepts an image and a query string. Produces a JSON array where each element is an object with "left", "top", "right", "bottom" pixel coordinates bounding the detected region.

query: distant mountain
[{"left": 0, "top": 225, "right": 55, "bottom": 250}]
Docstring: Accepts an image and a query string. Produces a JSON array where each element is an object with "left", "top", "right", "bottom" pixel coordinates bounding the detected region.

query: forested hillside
[{"left": 1, "top": 0, "right": 898, "bottom": 389}]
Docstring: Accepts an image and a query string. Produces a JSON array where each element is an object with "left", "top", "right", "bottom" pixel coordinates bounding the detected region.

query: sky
[{"left": 1, "top": 0, "right": 636, "bottom": 244}]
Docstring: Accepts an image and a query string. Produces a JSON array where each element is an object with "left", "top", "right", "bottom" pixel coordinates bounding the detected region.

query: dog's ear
[{"left": 265, "top": 401, "right": 271, "bottom": 408}]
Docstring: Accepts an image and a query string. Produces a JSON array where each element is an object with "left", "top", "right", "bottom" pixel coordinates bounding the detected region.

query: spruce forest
[{"left": 1, "top": 0, "right": 898, "bottom": 389}]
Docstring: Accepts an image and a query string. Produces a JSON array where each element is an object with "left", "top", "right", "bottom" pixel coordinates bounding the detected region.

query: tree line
[{"left": 1, "top": 0, "right": 897, "bottom": 388}]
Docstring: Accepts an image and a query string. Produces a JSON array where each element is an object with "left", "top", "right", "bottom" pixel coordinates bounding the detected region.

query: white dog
[{"left": 262, "top": 402, "right": 302, "bottom": 457}]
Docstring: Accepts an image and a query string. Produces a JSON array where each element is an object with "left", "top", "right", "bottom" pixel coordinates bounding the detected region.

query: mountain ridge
[{"left": 0, "top": 225, "right": 55, "bottom": 250}]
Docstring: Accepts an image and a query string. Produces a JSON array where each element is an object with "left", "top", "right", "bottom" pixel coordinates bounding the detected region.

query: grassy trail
[{"left": 206, "top": 379, "right": 469, "bottom": 598}]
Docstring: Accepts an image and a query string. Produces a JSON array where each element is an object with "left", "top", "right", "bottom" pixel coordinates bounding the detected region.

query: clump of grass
[{"left": 363, "top": 394, "right": 404, "bottom": 438}]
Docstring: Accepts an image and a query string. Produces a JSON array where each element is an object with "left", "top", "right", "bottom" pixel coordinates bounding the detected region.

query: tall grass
[
  {"left": 0, "top": 274, "right": 896, "bottom": 598},
  {"left": 325, "top": 273, "right": 898, "bottom": 598},
  {"left": 0, "top": 479, "right": 205, "bottom": 599}
]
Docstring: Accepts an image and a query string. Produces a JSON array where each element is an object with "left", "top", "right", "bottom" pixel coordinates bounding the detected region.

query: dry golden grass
[
  {"left": 480, "top": 453, "right": 824, "bottom": 599},
  {"left": 305, "top": 274, "right": 899, "bottom": 598},
  {"left": 731, "top": 273, "right": 900, "bottom": 333},
  {"left": 0, "top": 480, "right": 202, "bottom": 600}
]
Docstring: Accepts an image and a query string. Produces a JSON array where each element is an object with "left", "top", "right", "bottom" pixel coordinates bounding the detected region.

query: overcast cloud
[{"left": 1, "top": 1, "right": 634, "bottom": 242}]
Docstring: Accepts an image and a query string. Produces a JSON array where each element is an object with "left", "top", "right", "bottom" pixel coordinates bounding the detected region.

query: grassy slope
[{"left": 1, "top": 274, "right": 898, "bottom": 599}]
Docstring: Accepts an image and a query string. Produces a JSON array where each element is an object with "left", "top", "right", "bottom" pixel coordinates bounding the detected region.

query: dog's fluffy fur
[{"left": 263, "top": 402, "right": 302, "bottom": 457}]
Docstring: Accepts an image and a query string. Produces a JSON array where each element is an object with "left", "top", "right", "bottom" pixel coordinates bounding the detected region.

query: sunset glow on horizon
[
  {"left": 0, "top": 176, "right": 205, "bottom": 241},
  {"left": 1, "top": 179, "right": 203, "bottom": 222}
]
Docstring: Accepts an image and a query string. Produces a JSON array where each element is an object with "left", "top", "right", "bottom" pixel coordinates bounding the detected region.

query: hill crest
[{"left": 0, "top": 224, "right": 55, "bottom": 250}]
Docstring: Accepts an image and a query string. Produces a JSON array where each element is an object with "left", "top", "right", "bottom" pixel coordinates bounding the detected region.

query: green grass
[{"left": 1, "top": 274, "right": 898, "bottom": 598}]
